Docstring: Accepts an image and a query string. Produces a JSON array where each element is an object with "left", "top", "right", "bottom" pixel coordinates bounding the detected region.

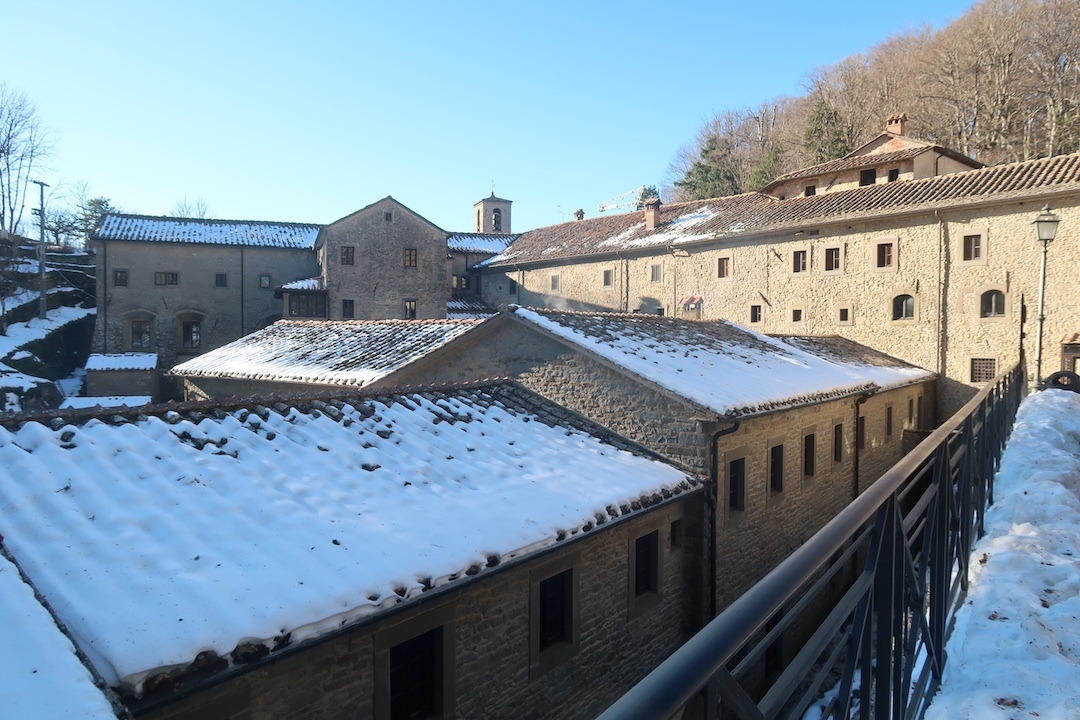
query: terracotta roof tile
[{"left": 94, "top": 214, "right": 322, "bottom": 249}]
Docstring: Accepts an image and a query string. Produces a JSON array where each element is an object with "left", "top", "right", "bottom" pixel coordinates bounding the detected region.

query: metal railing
[{"left": 599, "top": 363, "right": 1026, "bottom": 720}]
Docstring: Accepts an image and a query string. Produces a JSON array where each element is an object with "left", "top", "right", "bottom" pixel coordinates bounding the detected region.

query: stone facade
[{"left": 136, "top": 499, "right": 694, "bottom": 720}]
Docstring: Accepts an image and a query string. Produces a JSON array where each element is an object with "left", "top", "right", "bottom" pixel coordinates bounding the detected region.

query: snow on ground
[
  {"left": 0, "top": 304, "right": 95, "bottom": 361},
  {"left": 925, "top": 389, "right": 1080, "bottom": 719},
  {"left": 59, "top": 396, "right": 151, "bottom": 409}
]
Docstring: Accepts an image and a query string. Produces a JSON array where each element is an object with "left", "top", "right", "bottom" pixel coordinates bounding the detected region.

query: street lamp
[{"left": 1033, "top": 205, "right": 1060, "bottom": 389}]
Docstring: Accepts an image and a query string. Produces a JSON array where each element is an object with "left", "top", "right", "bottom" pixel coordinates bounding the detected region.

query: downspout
[
  {"left": 101, "top": 241, "right": 108, "bottom": 352},
  {"left": 708, "top": 419, "right": 740, "bottom": 619},
  {"left": 240, "top": 246, "right": 245, "bottom": 334},
  {"left": 935, "top": 211, "right": 946, "bottom": 379}
]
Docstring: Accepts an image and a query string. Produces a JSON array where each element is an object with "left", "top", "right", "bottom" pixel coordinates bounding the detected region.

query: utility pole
[{"left": 32, "top": 180, "right": 48, "bottom": 320}]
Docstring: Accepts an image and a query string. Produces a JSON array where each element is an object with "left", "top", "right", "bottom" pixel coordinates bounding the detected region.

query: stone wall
[{"left": 86, "top": 368, "right": 158, "bottom": 398}]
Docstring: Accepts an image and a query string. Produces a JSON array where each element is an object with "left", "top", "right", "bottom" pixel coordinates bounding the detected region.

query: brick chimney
[
  {"left": 573, "top": 209, "right": 584, "bottom": 221},
  {"left": 886, "top": 113, "right": 908, "bottom": 136},
  {"left": 644, "top": 197, "right": 662, "bottom": 231}
]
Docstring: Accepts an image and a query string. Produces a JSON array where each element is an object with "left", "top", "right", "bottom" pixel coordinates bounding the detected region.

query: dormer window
[
  {"left": 860, "top": 169, "right": 877, "bottom": 186},
  {"left": 804, "top": 185, "right": 816, "bottom": 197},
  {"left": 888, "top": 168, "right": 900, "bottom": 182}
]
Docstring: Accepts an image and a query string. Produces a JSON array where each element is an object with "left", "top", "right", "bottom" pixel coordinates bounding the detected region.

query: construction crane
[{"left": 598, "top": 185, "right": 648, "bottom": 213}]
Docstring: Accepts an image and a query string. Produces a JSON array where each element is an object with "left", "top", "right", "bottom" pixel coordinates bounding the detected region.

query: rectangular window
[
  {"left": 182, "top": 321, "right": 201, "bottom": 349},
  {"left": 908, "top": 398, "right": 914, "bottom": 425},
  {"left": 603, "top": 269, "right": 613, "bottom": 287},
  {"left": 792, "top": 250, "right": 807, "bottom": 273},
  {"left": 963, "top": 234, "right": 982, "bottom": 261},
  {"left": 113, "top": 269, "right": 128, "bottom": 287},
  {"left": 389, "top": 627, "right": 441, "bottom": 720},
  {"left": 154, "top": 271, "right": 178, "bottom": 286},
  {"left": 341, "top": 246, "right": 355, "bottom": 265},
  {"left": 259, "top": 274, "right": 271, "bottom": 288},
  {"left": 887, "top": 168, "right": 900, "bottom": 182},
  {"left": 288, "top": 294, "right": 327, "bottom": 318},
  {"left": 825, "top": 247, "right": 841, "bottom": 271},
  {"left": 769, "top": 444, "right": 784, "bottom": 493},
  {"left": 538, "top": 569, "right": 573, "bottom": 651},
  {"left": 508, "top": 279, "right": 517, "bottom": 294},
  {"left": 670, "top": 519, "right": 684, "bottom": 549},
  {"left": 384, "top": 211, "right": 393, "bottom": 222},
  {"left": 833, "top": 423, "right": 843, "bottom": 463},
  {"left": 728, "top": 457, "right": 746, "bottom": 511},
  {"left": 971, "top": 357, "right": 997, "bottom": 383},
  {"left": 876, "top": 242, "right": 894, "bottom": 268},
  {"left": 860, "top": 168, "right": 877, "bottom": 186},
  {"left": 650, "top": 264, "right": 662, "bottom": 283},
  {"left": 717, "top": 257, "right": 730, "bottom": 278},
  {"left": 750, "top": 305, "right": 762, "bottom": 324},
  {"left": 917, "top": 396, "right": 923, "bottom": 426},
  {"left": 803, "top": 433, "right": 815, "bottom": 478},
  {"left": 214, "top": 273, "right": 227, "bottom": 288},
  {"left": 792, "top": 308, "right": 803, "bottom": 323},
  {"left": 838, "top": 307, "right": 850, "bottom": 323},
  {"left": 131, "top": 320, "right": 151, "bottom": 349},
  {"left": 804, "top": 185, "right": 816, "bottom": 197},
  {"left": 550, "top": 274, "right": 560, "bottom": 292},
  {"left": 633, "top": 531, "right": 659, "bottom": 597},
  {"left": 886, "top": 406, "right": 893, "bottom": 436},
  {"left": 857, "top": 416, "right": 866, "bottom": 449},
  {"left": 404, "top": 248, "right": 417, "bottom": 267},
  {"left": 403, "top": 299, "right": 417, "bottom": 320},
  {"left": 342, "top": 299, "right": 354, "bottom": 319}
]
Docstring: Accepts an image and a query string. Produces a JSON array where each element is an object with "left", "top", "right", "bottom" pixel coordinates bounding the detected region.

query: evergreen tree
[
  {"left": 803, "top": 100, "right": 850, "bottom": 164},
  {"left": 674, "top": 137, "right": 742, "bottom": 200},
  {"left": 747, "top": 145, "right": 784, "bottom": 191}
]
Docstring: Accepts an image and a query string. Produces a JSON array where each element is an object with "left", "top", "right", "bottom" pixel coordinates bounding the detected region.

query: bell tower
[{"left": 473, "top": 193, "right": 512, "bottom": 234}]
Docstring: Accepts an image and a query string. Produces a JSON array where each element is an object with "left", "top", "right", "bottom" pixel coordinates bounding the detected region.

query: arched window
[
  {"left": 892, "top": 294, "right": 914, "bottom": 320},
  {"left": 492, "top": 208, "right": 502, "bottom": 232},
  {"left": 980, "top": 290, "right": 1005, "bottom": 317}
]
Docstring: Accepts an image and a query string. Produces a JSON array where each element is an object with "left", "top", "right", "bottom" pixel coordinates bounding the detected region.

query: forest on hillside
[{"left": 668, "top": 0, "right": 1080, "bottom": 201}]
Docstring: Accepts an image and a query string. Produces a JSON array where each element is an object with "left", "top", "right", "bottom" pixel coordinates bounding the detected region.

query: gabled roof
[
  {"left": 447, "top": 232, "right": 518, "bottom": 254},
  {"left": 484, "top": 152, "right": 1080, "bottom": 267},
  {"left": 170, "top": 318, "right": 487, "bottom": 387},
  {"left": 93, "top": 214, "right": 322, "bottom": 249},
  {"left": 0, "top": 382, "right": 698, "bottom": 695},
  {"left": 509, "top": 307, "right": 933, "bottom": 418},
  {"left": 316, "top": 196, "right": 446, "bottom": 245}
]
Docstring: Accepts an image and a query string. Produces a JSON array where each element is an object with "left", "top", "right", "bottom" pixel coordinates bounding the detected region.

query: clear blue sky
[{"left": 6, "top": 0, "right": 974, "bottom": 234}]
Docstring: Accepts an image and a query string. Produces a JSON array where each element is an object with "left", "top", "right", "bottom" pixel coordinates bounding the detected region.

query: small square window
[
  {"left": 971, "top": 357, "right": 997, "bottom": 383},
  {"left": 769, "top": 444, "right": 784, "bottom": 493},
  {"left": 259, "top": 274, "right": 271, "bottom": 288},
  {"left": 750, "top": 305, "right": 762, "bottom": 324},
  {"left": 113, "top": 269, "right": 128, "bottom": 287},
  {"left": 860, "top": 168, "right": 877, "bottom": 186},
  {"left": 341, "top": 246, "right": 355, "bottom": 265},
  {"left": 717, "top": 257, "right": 731, "bottom": 278},
  {"left": 804, "top": 185, "right": 816, "bottom": 197},
  {"left": 603, "top": 269, "right": 613, "bottom": 287},
  {"left": 838, "top": 307, "right": 850, "bottom": 323},
  {"left": 215, "top": 273, "right": 227, "bottom": 288},
  {"left": 963, "top": 235, "right": 982, "bottom": 261},
  {"left": 887, "top": 168, "right": 900, "bottom": 182},
  {"left": 728, "top": 457, "right": 746, "bottom": 512},
  {"left": 803, "top": 433, "right": 816, "bottom": 478},
  {"left": 792, "top": 308, "right": 803, "bottom": 323},
  {"left": 384, "top": 211, "right": 393, "bottom": 222},
  {"left": 403, "top": 300, "right": 417, "bottom": 320},
  {"left": 342, "top": 299, "right": 354, "bottom": 319},
  {"left": 655, "top": 307, "right": 665, "bottom": 317},
  {"left": 825, "top": 247, "right": 841, "bottom": 272},
  {"left": 792, "top": 250, "right": 807, "bottom": 273},
  {"left": 404, "top": 248, "right": 417, "bottom": 267},
  {"left": 650, "top": 264, "right": 662, "bottom": 283},
  {"left": 876, "top": 242, "right": 894, "bottom": 268}
]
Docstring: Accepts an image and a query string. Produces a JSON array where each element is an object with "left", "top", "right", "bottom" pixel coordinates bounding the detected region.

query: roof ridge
[{"left": 101, "top": 212, "right": 323, "bottom": 228}]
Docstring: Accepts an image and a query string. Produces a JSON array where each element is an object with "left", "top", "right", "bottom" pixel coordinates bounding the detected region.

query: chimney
[
  {"left": 573, "top": 209, "right": 584, "bottom": 221},
  {"left": 644, "top": 197, "right": 662, "bottom": 231},
  {"left": 886, "top": 113, "right": 908, "bottom": 136}
]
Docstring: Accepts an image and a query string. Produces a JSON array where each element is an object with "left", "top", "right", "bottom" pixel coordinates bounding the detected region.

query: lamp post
[{"left": 1033, "top": 205, "right": 1060, "bottom": 389}]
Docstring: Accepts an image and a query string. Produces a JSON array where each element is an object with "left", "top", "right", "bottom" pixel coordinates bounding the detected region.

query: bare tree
[
  {"left": 0, "top": 85, "right": 49, "bottom": 238},
  {"left": 171, "top": 196, "right": 213, "bottom": 219}
]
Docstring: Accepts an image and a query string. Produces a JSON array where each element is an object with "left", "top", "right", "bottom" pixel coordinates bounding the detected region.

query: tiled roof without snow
[
  {"left": 94, "top": 214, "right": 322, "bottom": 249},
  {"left": 486, "top": 152, "right": 1080, "bottom": 267},
  {"left": 447, "top": 296, "right": 497, "bottom": 319},
  {"left": 170, "top": 318, "right": 487, "bottom": 387},
  {"left": 0, "top": 382, "right": 698, "bottom": 696},
  {"left": 511, "top": 307, "right": 933, "bottom": 417}
]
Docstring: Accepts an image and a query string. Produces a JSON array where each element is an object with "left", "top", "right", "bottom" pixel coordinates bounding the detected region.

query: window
[
  {"left": 384, "top": 211, "right": 393, "bottom": 222},
  {"left": 908, "top": 398, "right": 914, "bottom": 425},
  {"left": 887, "top": 168, "right": 900, "bottom": 182},
  {"left": 603, "top": 269, "right": 613, "bottom": 287},
  {"left": 728, "top": 457, "right": 746, "bottom": 511},
  {"left": 980, "top": 290, "right": 1005, "bottom": 318},
  {"left": 669, "top": 519, "right": 684, "bottom": 549},
  {"left": 492, "top": 208, "right": 502, "bottom": 231},
  {"left": 791, "top": 308, "right": 803, "bottom": 323},
  {"left": 341, "top": 246, "right": 355, "bottom": 265},
  {"left": 289, "top": 294, "right": 327, "bottom": 318},
  {"left": 963, "top": 234, "right": 982, "bottom": 261},
  {"left": 131, "top": 320, "right": 151, "bottom": 349},
  {"left": 804, "top": 185, "right": 816, "bottom": 197},
  {"left": 632, "top": 531, "right": 659, "bottom": 597},
  {"left": 550, "top": 274, "right": 560, "bottom": 292},
  {"left": 971, "top": 357, "right": 997, "bottom": 383},
  {"left": 404, "top": 248, "right": 417, "bottom": 267},
  {"left": 717, "top": 257, "right": 731, "bottom": 278},
  {"left": 803, "top": 433, "right": 815, "bottom": 478},
  {"left": 389, "top": 627, "right": 442, "bottom": 720},
  {"left": 769, "top": 444, "right": 784, "bottom": 493},
  {"left": 825, "top": 247, "right": 841, "bottom": 272},
  {"left": 508, "top": 279, "right": 517, "bottom": 294},
  {"left": 342, "top": 299, "right": 354, "bottom": 319},
  {"left": 259, "top": 274, "right": 271, "bottom": 288},
  {"left": 154, "top": 271, "right": 178, "bottom": 286},
  {"left": 655, "top": 307, "right": 665, "bottom": 317},
  {"left": 113, "top": 269, "right": 128, "bottom": 287},
  {"left": 857, "top": 416, "right": 866, "bottom": 449},
  {"left": 403, "top": 300, "right": 417, "bottom": 320},
  {"left": 892, "top": 294, "right": 914, "bottom": 320},
  {"left": 750, "top": 305, "right": 762, "bottom": 324},
  {"left": 650, "top": 264, "right": 662, "bottom": 283},
  {"left": 833, "top": 423, "right": 843, "bottom": 463},
  {"left": 538, "top": 568, "right": 573, "bottom": 652},
  {"left": 182, "top": 321, "right": 201, "bottom": 350},
  {"left": 917, "top": 396, "right": 923, "bottom": 426},
  {"left": 860, "top": 168, "right": 877, "bottom": 186},
  {"left": 792, "top": 250, "right": 807, "bottom": 273},
  {"left": 876, "top": 242, "right": 894, "bottom": 268},
  {"left": 838, "top": 307, "right": 850, "bottom": 323},
  {"left": 886, "top": 406, "right": 893, "bottom": 436},
  {"left": 214, "top": 273, "right": 227, "bottom": 288}
]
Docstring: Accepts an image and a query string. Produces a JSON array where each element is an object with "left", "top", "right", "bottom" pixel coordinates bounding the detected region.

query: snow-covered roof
[
  {"left": 510, "top": 307, "right": 934, "bottom": 417},
  {"left": 60, "top": 396, "right": 153, "bottom": 410},
  {"left": 0, "top": 552, "right": 118, "bottom": 719},
  {"left": 170, "top": 318, "right": 487, "bottom": 387},
  {"left": 94, "top": 214, "right": 322, "bottom": 249},
  {"left": 0, "top": 383, "right": 697, "bottom": 694},
  {"left": 447, "top": 296, "right": 497, "bottom": 320},
  {"left": 279, "top": 276, "right": 325, "bottom": 291},
  {"left": 85, "top": 353, "right": 158, "bottom": 372},
  {"left": 447, "top": 232, "right": 518, "bottom": 255}
]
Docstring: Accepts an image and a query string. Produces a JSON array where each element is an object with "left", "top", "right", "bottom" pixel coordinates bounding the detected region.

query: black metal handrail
[{"left": 598, "top": 363, "right": 1026, "bottom": 720}]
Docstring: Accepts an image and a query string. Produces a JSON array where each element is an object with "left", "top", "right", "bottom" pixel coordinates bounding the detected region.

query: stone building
[{"left": 477, "top": 140, "right": 1080, "bottom": 417}]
